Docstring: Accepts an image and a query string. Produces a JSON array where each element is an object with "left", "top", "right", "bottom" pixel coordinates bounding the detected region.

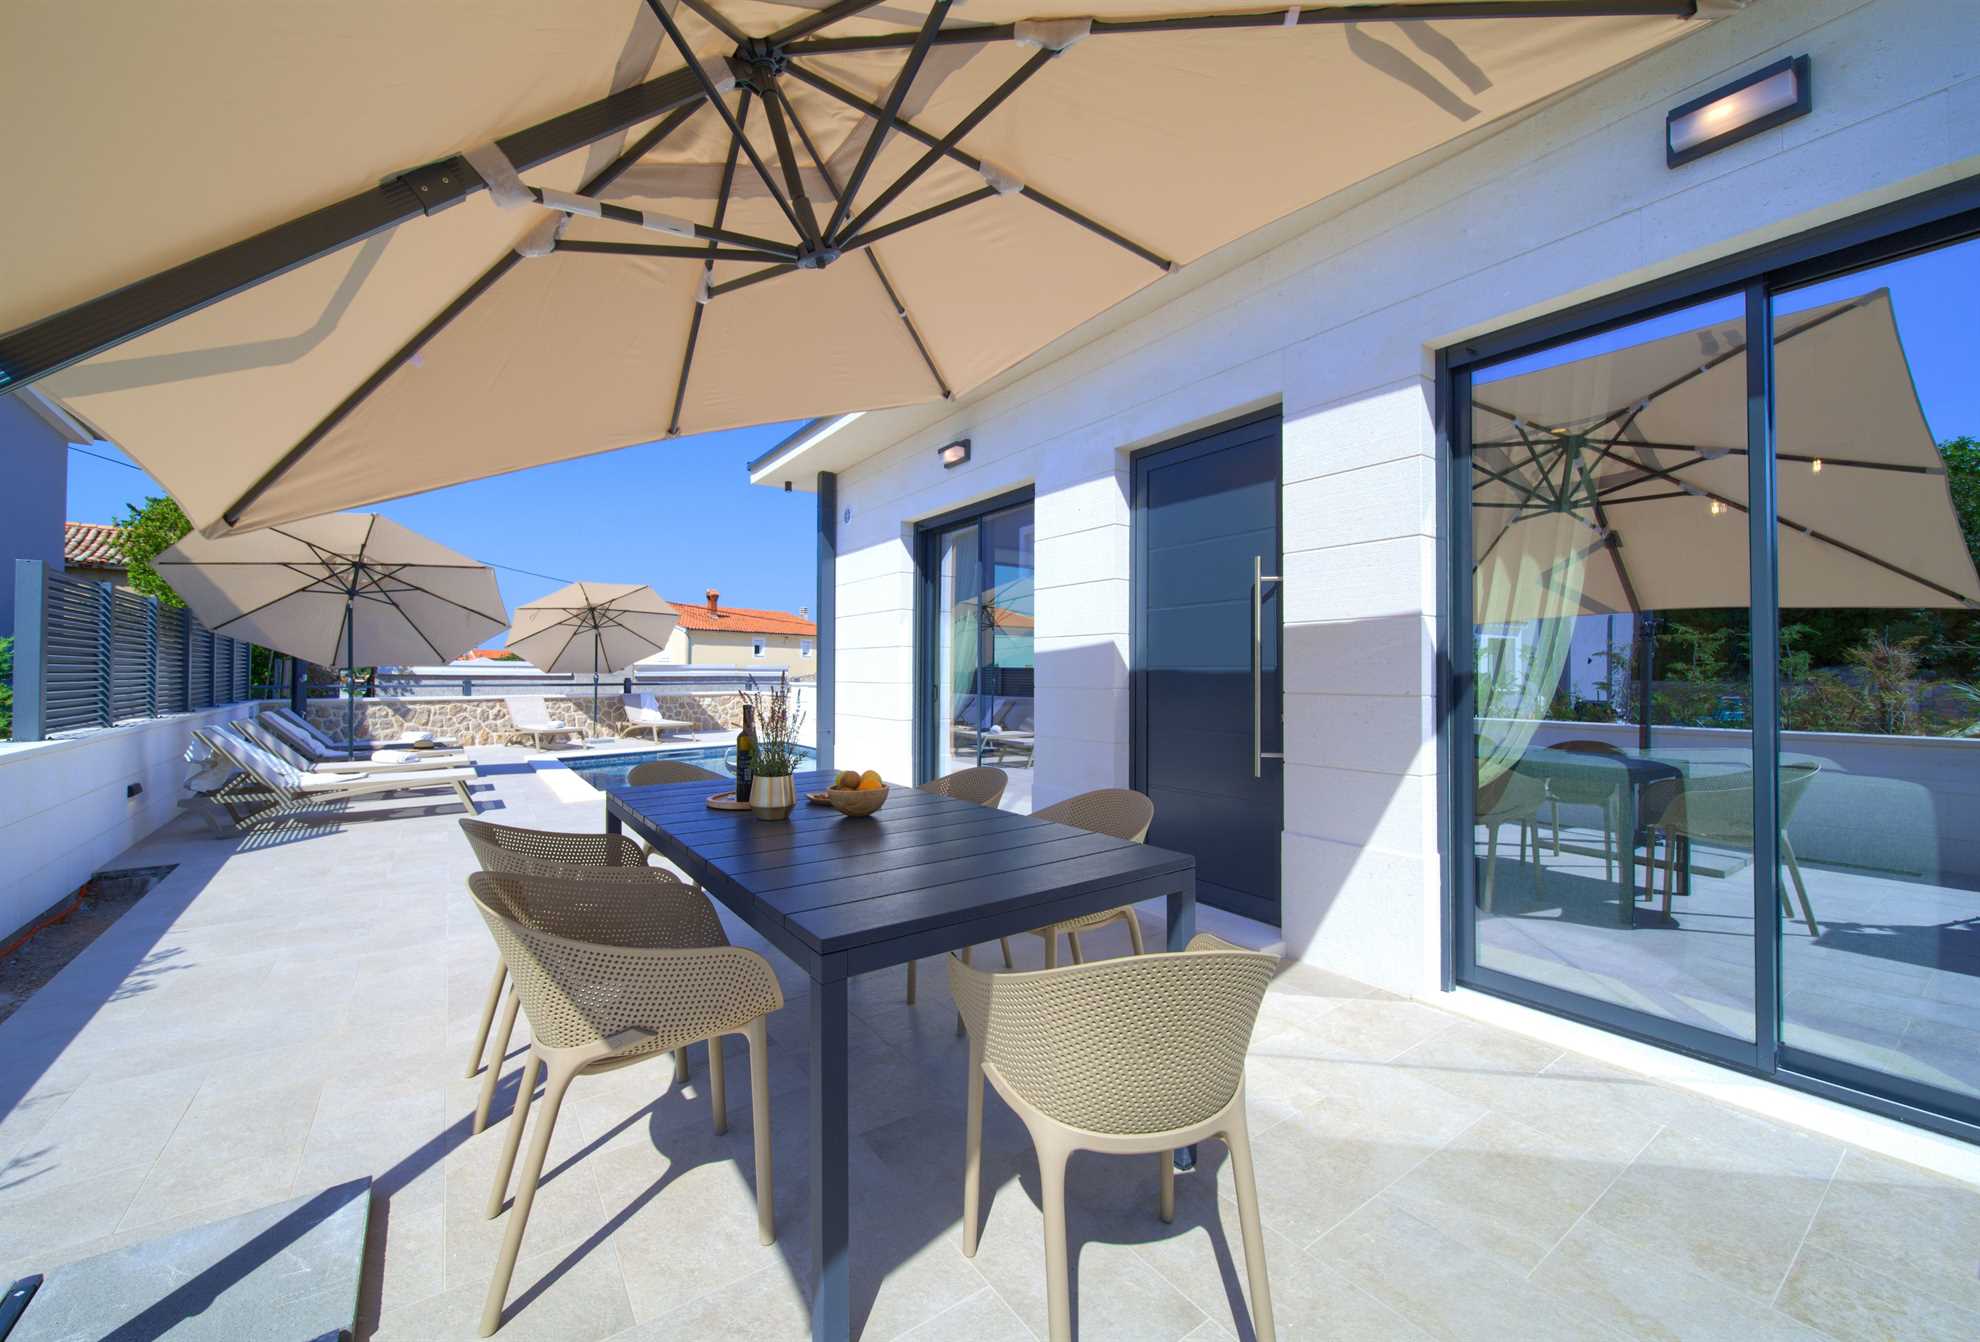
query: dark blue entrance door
[{"left": 1132, "top": 412, "right": 1283, "bottom": 924}]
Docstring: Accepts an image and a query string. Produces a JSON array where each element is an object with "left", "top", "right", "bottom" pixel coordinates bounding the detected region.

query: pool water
[{"left": 562, "top": 746, "right": 817, "bottom": 791}]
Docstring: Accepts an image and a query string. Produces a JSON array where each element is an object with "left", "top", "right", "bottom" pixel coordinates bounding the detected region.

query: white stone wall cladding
[
  {"left": 825, "top": 0, "right": 1980, "bottom": 996},
  {"left": 297, "top": 693, "right": 743, "bottom": 745}
]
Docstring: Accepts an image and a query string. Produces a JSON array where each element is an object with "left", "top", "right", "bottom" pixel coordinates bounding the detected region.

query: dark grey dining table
[{"left": 605, "top": 768, "right": 1198, "bottom": 1342}]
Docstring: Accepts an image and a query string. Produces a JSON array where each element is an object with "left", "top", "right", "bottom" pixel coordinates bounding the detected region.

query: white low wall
[{"left": 0, "top": 704, "right": 253, "bottom": 940}]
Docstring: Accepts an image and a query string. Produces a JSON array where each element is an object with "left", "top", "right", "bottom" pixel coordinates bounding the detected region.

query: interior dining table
[{"left": 605, "top": 768, "right": 1199, "bottom": 1342}]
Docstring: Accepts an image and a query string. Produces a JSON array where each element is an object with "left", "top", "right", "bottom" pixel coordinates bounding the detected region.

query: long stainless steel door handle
[{"left": 1253, "top": 554, "right": 1283, "bottom": 778}]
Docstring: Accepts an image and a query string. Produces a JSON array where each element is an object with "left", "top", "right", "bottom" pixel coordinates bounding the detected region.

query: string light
[
  {"left": 1710, "top": 499, "right": 1724, "bottom": 516},
  {"left": 1812, "top": 458, "right": 1823, "bottom": 474}
]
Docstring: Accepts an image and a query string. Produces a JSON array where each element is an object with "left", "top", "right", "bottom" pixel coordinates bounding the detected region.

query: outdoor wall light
[
  {"left": 938, "top": 438, "right": 972, "bottom": 468},
  {"left": 1666, "top": 55, "right": 1810, "bottom": 168}
]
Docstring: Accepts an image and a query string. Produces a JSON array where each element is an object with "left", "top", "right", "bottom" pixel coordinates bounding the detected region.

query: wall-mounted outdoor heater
[
  {"left": 937, "top": 438, "right": 972, "bottom": 469},
  {"left": 1667, "top": 55, "right": 1810, "bottom": 168}
]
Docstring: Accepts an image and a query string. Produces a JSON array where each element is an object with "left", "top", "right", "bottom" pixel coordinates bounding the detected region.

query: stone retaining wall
[{"left": 295, "top": 693, "right": 744, "bottom": 746}]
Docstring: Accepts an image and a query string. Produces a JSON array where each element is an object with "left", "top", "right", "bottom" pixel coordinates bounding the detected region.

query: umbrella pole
[
  {"left": 344, "top": 594, "right": 358, "bottom": 753},
  {"left": 592, "top": 625, "right": 603, "bottom": 740}
]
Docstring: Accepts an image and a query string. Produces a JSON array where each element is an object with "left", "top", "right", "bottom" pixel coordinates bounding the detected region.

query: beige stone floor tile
[
  {"left": 1803, "top": 1147, "right": 1980, "bottom": 1314},
  {"left": 0, "top": 1164, "right": 151, "bottom": 1274},
  {"left": 1532, "top": 1219, "right": 1830, "bottom": 1342},
  {"left": 441, "top": 1103, "right": 612, "bottom": 1289},
  {"left": 1586, "top": 1121, "right": 1843, "bottom": 1300},
  {"left": 0, "top": 1067, "right": 201, "bottom": 1205},
  {"left": 894, "top": 1285, "right": 1035, "bottom": 1341},
  {"left": 1775, "top": 1245, "right": 1980, "bottom": 1342},
  {"left": 373, "top": 1236, "right": 636, "bottom": 1342},
  {"left": 1380, "top": 1109, "right": 1636, "bottom": 1273},
  {"left": 601, "top": 1262, "right": 810, "bottom": 1341},
  {"left": 1312, "top": 1198, "right": 1627, "bottom": 1342}
]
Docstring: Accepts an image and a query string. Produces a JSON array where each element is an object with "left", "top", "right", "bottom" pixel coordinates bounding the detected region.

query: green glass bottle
[{"left": 735, "top": 704, "right": 756, "bottom": 803}]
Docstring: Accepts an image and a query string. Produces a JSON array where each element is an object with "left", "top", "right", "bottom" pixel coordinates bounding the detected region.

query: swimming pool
[{"left": 561, "top": 745, "right": 817, "bottom": 791}]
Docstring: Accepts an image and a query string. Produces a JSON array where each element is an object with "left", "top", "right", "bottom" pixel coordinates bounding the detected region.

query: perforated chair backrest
[
  {"left": 1659, "top": 762, "right": 1822, "bottom": 843},
  {"left": 950, "top": 932, "right": 1275, "bottom": 1135},
  {"left": 460, "top": 817, "right": 648, "bottom": 875},
  {"left": 919, "top": 766, "right": 1008, "bottom": 808},
  {"left": 626, "top": 760, "right": 724, "bottom": 787},
  {"left": 1032, "top": 788, "right": 1154, "bottom": 843}
]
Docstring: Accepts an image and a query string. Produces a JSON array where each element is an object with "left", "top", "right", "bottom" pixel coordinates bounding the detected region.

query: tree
[
  {"left": 112, "top": 495, "right": 193, "bottom": 607},
  {"left": 1943, "top": 436, "right": 1980, "bottom": 572},
  {"left": 0, "top": 636, "right": 12, "bottom": 739}
]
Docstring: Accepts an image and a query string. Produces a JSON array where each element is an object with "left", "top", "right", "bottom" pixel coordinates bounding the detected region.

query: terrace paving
[{"left": 2, "top": 748, "right": 1977, "bottom": 1341}]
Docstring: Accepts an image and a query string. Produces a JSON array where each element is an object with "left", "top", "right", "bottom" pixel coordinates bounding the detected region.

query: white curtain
[{"left": 1474, "top": 511, "right": 1599, "bottom": 787}]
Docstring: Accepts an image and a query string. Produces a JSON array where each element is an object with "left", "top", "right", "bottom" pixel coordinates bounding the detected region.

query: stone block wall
[{"left": 296, "top": 693, "right": 746, "bottom": 746}]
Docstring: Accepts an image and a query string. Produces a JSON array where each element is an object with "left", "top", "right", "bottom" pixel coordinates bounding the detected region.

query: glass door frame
[
  {"left": 1437, "top": 175, "right": 1980, "bottom": 1142},
  {"left": 913, "top": 486, "right": 1035, "bottom": 786}
]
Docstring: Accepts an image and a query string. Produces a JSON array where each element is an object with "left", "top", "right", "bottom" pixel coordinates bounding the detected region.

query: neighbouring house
[
  {"left": 61, "top": 521, "right": 128, "bottom": 587},
  {"left": 752, "top": 0, "right": 1980, "bottom": 1143},
  {"left": 647, "top": 589, "right": 816, "bottom": 675}
]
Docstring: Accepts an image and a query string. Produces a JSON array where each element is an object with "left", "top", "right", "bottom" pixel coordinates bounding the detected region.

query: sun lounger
[
  {"left": 194, "top": 727, "right": 478, "bottom": 823},
  {"left": 256, "top": 710, "right": 465, "bottom": 767},
  {"left": 268, "top": 705, "right": 462, "bottom": 757},
  {"left": 503, "top": 696, "right": 584, "bottom": 749},
  {"left": 618, "top": 693, "right": 692, "bottom": 742},
  {"left": 233, "top": 719, "right": 467, "bottom": 777}
]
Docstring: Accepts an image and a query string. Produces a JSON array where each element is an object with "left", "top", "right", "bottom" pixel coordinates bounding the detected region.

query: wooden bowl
[{"left": 826, "top": 785, "right": 888, "bottom": 817}]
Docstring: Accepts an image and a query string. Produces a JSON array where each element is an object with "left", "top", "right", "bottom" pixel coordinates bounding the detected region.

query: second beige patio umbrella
[
  {"left": 506, "top": 582, "right": 681, "bottom": 737},
  {"left": 157, "top": 513, "right": 508, "bottom": 747}
]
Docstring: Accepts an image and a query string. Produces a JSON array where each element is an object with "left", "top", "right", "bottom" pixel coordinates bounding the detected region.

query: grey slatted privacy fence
[{"left": 10, "top": 559, "right": 254, "bottom": 741}]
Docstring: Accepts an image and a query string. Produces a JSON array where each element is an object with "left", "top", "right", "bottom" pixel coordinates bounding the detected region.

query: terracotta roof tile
[
  {"left": 64, "top": 521, "right": 126, "bottom": 569},
  {"left": 669, "top": 599, "right": 815, "bottom": 636}
]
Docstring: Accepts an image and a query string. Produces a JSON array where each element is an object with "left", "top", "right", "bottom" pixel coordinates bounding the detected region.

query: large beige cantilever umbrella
[
  {"left": 506, "top": 583, "right": 681, "bottom": 738},
  {"left": 0, "top": 1, "right": 1732, "bottom": 537},
  {"left": 157, "top": 514, "right": 509, "bottom": 748},
  {"left": 1470, "top": 287, "right": 1980, "bottom": 744}
]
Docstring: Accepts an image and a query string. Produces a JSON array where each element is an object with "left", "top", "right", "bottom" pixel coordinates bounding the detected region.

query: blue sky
[{"left": 66, "top": 421, "right": 822, "bottom": 629}]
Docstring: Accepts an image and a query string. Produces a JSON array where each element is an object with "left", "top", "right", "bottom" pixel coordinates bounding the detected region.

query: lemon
[{"left": 858, "top": 770, "right": 884, "bottom": 791}]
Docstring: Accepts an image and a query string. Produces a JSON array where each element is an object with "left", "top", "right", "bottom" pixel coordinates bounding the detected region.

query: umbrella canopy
[
  {"left": 507, "top": 582, "right": 681, "bottom": 730},
  {"left": 1471, "top": 289, "right": 1980, "bottom": 621},
  {"left": 156, "top": 513, "right": 507, "bottom": 741},
  {"left": 0, "top": 1, "right": 1727, "bottom": 535}
]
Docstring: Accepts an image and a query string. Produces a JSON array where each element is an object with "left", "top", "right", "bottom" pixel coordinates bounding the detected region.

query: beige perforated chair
[
  {"left": 905, "top": 766, "right": 1014, "bottom": 1004},
  {"left": 950, "top": 934, "right": 1278, "bottom": 1342},
  {"left": 624, "top": 759, "right": 724, "bottom": 787},
  {"left": 1024, "top": 788, "right": 1157, "bottom": 966},
  {"left": 468, "top": 870, "right": 782, "bottom": 1337},
  {"left": 461, "top": 818, "right": 695, "bottom": 1133}
]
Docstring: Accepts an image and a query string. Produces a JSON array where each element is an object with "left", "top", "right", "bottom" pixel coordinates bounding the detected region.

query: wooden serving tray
[{"left": 705, "top": 791, "right": 753, "bottom": 812}]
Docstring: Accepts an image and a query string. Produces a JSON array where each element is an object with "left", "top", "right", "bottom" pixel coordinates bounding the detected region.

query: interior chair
[
  {"left": 1476, "top": 766, "right": 1547, "bottom": 913},
  {"left": 1024, "top": 789, "right": 1157, "bottom": 967},
  {"left": 904, "top": 767, "right": 1013, "bottom": 1004},
  {"left": 624, "top": 759, "right": 724, "bottom": 787},
  {"left": 468, "top": 870, "right": 781, "bottom": 1336},
  {"left": 1543, "top": 739, "right": 1628, "bottom": 875},
  {"left": 950, "top": 934, "right": 1278, "bottom": 1342},
  {"left": 1648, "top": 762, "right": 1822, "bottom": 935},
  {"left": 460, "top": 818, "right": 701, "bottom": 1132}
]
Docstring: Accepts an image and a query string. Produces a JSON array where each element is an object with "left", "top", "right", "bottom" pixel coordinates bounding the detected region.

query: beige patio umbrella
[
  {"left": 157, "top": 514, "right": 508, "bottom": 746},
  {"left": 0, "top": 1, "right": 1731, "bottom": 536},
  {"left": 506, "top": 583, "right": 681, "bottom": 735}
]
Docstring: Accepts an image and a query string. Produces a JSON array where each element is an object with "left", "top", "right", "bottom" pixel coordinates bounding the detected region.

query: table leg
[
  {"left": 1168, "top": 876, "right": 1198, "bottom": 1171},
  {"left": 810, "top": 977, "right": 850, "bottom": 1342},
  {"left": 605, "top": 808, "right": 621, "bottom": 837},
  {"left": 1617, "top": 786, "right": 1638, "bottom": 926}
]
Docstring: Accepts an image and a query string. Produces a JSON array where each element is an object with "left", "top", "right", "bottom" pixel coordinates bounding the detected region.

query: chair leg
[
  {"left": 905, "top": 958, "right": 917, "bottom": 1005},
  {"left": 999, "top": 937, "right": 1014, "bottom": 968},
  {"left": 455, "top": 780, "right": 477, "bottom": 814},
  {"left": 479, "top": 1059, "right": 576, "bottom": 1337},
  {"left": 1158, "top": 1150, "right": 1175, "bottom": 1224},
  {"left": 708, "top": 1035, "right": 728, "bottom": 1136},
  {"left": 473, "top": 991, "right": 522, "bottom": 1135},
  {"left": 674, "top": 1046, "right": 690, "bottom": 1083},
  {"left": 1527, "top": 820, "right": 1543, "bottom": 901},
  {"left": 1223, "top": 1111, "right": 1276, "bottom": 1342},
  {"left": 486, "top": 1050, "right": 540, "bottom": 1219},
  {"left": 1068, "top": 932, "right": 1085, "bottom": 965},
  {"left": 1038, "top": 1139, "right": 1074, "bottom": 1342},
  {"left": 956, "top": 945, "right": 973, "bottom": 1035},
  {"left": 746, "top": 1018, "right": 774, "bottom": 1245},
  {"left": 1551, "top": 798, "right": 1562, "bottom": 855},
  {"left": 962, "top": 1039, "right": 986, "bottom": 1258},
  {"left": 466, "top": 964, "right": 507, "bottom": 1079},
  {"left": 1482, "top": 822, "right": 1499, "bottom": 913},
  {"left": 1782, "top": 834, "right": 1819, "bottom": 937},
  {"left": 1124, "top": 911, "right": 1145, "bottom": 956},
  {"left": 1043, "top": 933, "right": 1059, "bottom": 970}
]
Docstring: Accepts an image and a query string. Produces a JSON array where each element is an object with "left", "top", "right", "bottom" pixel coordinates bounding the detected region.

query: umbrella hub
[
  {"left": 735, "top": 40, "right": 788, "bottom": 80},
  {"left": 795, "top": 243, "right": 841, "bottom": 270}
]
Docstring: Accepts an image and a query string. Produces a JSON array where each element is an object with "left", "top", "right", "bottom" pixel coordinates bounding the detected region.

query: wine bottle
[{"left": 735, "top": 704, "right": 756, "bottom": 803}]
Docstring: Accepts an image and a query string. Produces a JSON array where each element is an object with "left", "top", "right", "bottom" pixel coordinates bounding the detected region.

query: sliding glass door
[
  {"left": 919, "top": 493, "right": 1035, "bottom": 809},
  {"left": 1448, "top": 196, "right": 1980, "bottom": 1133}
]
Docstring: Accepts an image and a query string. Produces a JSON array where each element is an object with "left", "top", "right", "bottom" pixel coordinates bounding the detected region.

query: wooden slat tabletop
[{"left": 606, "top": 768, "right": 1194, "bottom": 970}]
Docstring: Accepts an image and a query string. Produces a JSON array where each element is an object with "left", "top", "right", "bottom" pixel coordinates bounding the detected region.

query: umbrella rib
[
  {"left": 644, "top": 0, "right": 808, "bottom": 245},
  {"left": 218, "top": 101, "right": 709, "bottom": 529},
  {"left": 834, "top": 46, "right": 1056, "bottom": 246},
  {"left": 353, "top": 569, "right": 510, "bottom": 629},
  {"left": 783, "top": 61, "right": 1173, "bottom": 271},
  {"left": 671, "top": 90, "right": 752, "bottom": 436},
  {"left": 823, "top": 0, "right": 954, "bottom": 242},
  {"left": 708, "top": 263, "right": 799, "bottom": 299},
  {"left": 676, "top": 0, "right": 752, "bottom": 47},
  {"left": 785, "top": 24, "right": 1014, "bottom": 56},
  {"left": 528, "top": 186, "right": 798, "bottom": 257},
  {"left": 767, "top": 0, "right": 894, "bottom": 46},
  {"left": 758, "top": 76, "right": 822, "bottom": 248},
  {"left": 553, "top": 240, "right": 794, "bottom": 263},
  {"left": 777, "top": 78, "right": 955, "bottom": 401},
  {"left": 839, "top": 188, "right": 1000, "bottom": 254}
]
